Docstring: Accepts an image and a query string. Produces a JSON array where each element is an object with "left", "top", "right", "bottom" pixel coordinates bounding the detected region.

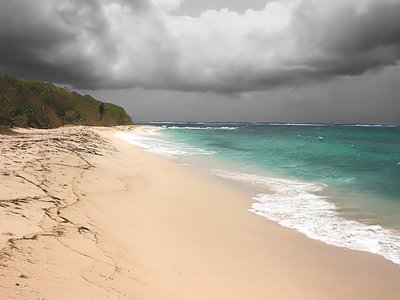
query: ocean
[{"left": 117, "top": 122, "right": 400, "bottom": 265}]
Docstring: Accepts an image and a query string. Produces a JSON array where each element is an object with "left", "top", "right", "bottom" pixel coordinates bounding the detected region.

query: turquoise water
[{"left": 118, "top": 122, "right": 400, "bottom": 264}]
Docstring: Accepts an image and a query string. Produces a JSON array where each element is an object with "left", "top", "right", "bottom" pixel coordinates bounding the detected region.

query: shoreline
[
  {"left": 1, "top": 126, "right": 400, "bottom": 299},
  {"left": 119, "top": 125, "right": 400, "bottom": 266}
]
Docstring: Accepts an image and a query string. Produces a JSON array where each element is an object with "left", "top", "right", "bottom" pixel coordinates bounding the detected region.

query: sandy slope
[{"left": 0, "top": 126, "right": 399, "bottom": 299}]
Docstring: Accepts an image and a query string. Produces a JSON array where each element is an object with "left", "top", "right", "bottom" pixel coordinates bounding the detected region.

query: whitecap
[
  {"left": 164, "top": 126, "right": 238, "bottom": 130},
  {"left": 214, "top": 170, "right": 400, "bottom": 265},
  {"left": 116, "top": 131, "right": 214, "bottom": 157}
]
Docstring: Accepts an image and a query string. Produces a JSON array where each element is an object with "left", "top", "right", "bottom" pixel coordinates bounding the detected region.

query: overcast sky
[{"left": 1, "top": 0, "right": 400, "bottom": 122}]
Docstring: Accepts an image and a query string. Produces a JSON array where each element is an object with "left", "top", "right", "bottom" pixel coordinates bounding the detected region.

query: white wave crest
[
  {"left": 116, "top": 131, "right": 214, "bottom": 157},
  {"left": 163, "top": 126, "right": 238, "bottom": 130},
  {"left": 214, "top": 170, "right": 400, "bottom": 265}
]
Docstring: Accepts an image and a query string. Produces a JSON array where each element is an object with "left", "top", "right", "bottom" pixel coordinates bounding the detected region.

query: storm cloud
[{"left": 1, "top": 0, "right": 400, "bottom": 92}]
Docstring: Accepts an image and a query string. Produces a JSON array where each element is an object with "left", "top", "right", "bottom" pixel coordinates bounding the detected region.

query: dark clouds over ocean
[{"left": 1, "top": 0, "right": 400, "bottom": 93}]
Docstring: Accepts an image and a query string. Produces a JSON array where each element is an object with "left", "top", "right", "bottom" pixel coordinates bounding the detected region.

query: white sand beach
[{"left": 1, "top": 126, "right": 400, "bottom": 299}]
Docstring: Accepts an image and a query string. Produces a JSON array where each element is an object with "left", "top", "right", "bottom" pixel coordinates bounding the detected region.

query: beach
[{"left": 1, "top": 126, "right": 400, "bottom": 299}]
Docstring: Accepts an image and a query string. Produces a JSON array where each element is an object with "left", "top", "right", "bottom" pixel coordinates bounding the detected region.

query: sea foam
[
  {"left": 214, "top": 170, "right": 400, "bottom": 265},
  {"left": 116, "top": 130, "right": 213, "bottom": 157},
  {"left": 163, "top": 126, "right": 238, "bottom": 130}
]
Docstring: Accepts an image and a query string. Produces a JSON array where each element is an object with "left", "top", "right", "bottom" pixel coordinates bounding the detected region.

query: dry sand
[{"left": 1, "top": 126, "right": 400, "bottom": 299}]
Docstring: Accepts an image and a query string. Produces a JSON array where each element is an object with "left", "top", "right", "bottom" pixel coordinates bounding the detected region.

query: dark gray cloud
[
  {"left": 1, "top": 0, "right": 400, "bottom": 93},
  {"left": 81, "top": 64, "right": 400, "bottom": 123},
  {"left": 291, "top": 0, "right": 400, "bottom": 76},
  {"left": 0, "top": 0, "right": 114, "bottom": 86}
]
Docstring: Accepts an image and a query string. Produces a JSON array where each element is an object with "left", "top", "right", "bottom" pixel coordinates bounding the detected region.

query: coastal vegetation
[{"left": 0, "top": 75, "right": 132, "bottom": 131}]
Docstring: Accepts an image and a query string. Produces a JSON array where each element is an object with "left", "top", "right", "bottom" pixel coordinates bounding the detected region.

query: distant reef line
[{"left": 0, "top": 75, "right": 133, "bottom": 133}]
